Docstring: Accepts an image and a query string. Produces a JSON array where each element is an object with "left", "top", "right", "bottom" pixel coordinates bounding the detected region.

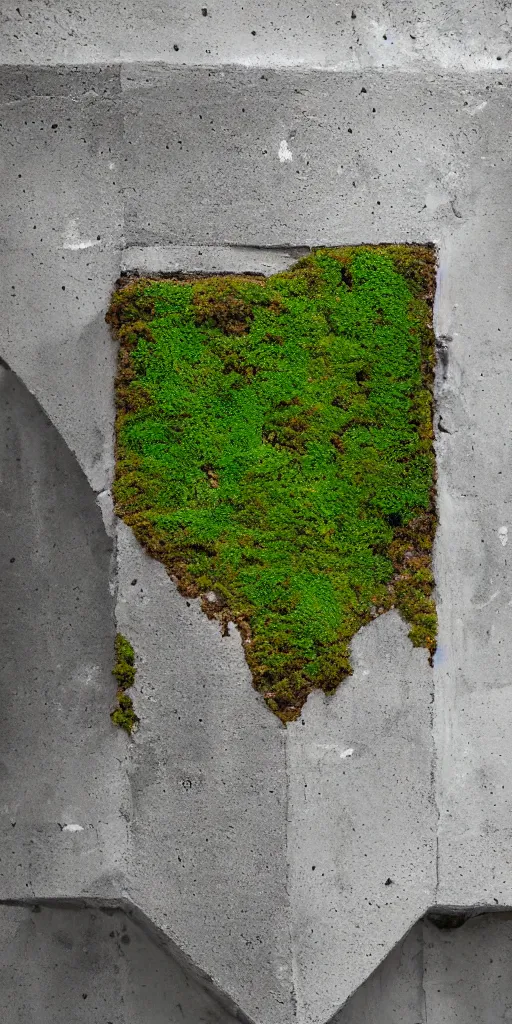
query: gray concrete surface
[
  {"left": 422, "top": 914, "right": 512, "bottom": 1022},
  {"left": 287, "top": 613, "right": 435, "bottom": 1024},
  {"left": 0, "top": 365, "right": 128, "bottom": 899},
  {"left": 335, "top": 921, "right": 425, "bottom": 1023},
  {"left": 119, "top": 65, "right": 487, "bottom": 249},
  {"left": 116, "top": 523, "right": 291, "bottom": 1024},
  {"left": 4, "top": 906, "right": 512, "bottom": 1023},
  {"left": 434, "top": 187, "right": 512, "bottom": 907},
  {"left": 0, "top": 903, "right": 238, "bottom": 1023},
  {"left": 336, "top": 912, "right": 512, "bottom": 1022},
  {"left": 1, "top": 0, "right": 511, "bottom": 70},
  {"left": 2, "top": 21, "right": 512, "bottom": 1024},
  {"left": 0, "top": 65, "right": 122, "bottom": 492}
]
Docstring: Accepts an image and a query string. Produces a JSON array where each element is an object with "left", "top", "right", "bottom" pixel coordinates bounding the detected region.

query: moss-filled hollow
[
  {"left": 107, "top": 245, "right": 437, "bottom": 723},
  {"left": 111, "top": 632, "right": 139, "bottom": 734}
]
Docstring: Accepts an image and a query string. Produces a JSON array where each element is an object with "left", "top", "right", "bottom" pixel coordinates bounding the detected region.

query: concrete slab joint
[{"left": 2, "top": 9, "right": 512, "bottom": 1018}]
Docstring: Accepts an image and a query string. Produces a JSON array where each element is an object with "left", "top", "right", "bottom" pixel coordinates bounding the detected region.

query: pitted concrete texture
[
  {"left": 2, "top": 51, "right": 512, "bottom": 1024},
  {"left": 287, "top": 613, "right": 435, "bottom": 1024},
  {"left": 116, "top": 523, "right": 291, "bottom": 1024},
  {"left": 1, "top": 0, "right": 511, "bottom": 70},
  {"left": 434, "top": 194, "right": 512, "bottom": 906},
  {"left": 336, "top": 912, "right": 512, "bottom": 1022},
  {"left": 120, "top": 244, "right": 310, "bottom": 277},
  {"left": 0, "top": 66, "right": 122, "bottom": 491},
  {"left": 0, "top": 366, "right": 128, "bottom": 898},
  {"left": 423, "top": 914, "right": 512, "bottom": 1021},
  {"left": 119, "top": 66, "right": 493, "bottom": 249},
  {"left": 335, "top": 921, "right": 425, "bottom": 1023},
  {"left": 0, "top": 904, "right": 238, "bottom": 1023},
  {"left": 3, "top": 906, "right": 511, "bottom": 1023}
]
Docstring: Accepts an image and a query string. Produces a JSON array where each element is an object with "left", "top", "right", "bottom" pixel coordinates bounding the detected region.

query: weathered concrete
[
  {"left": 434, "top": 184, "right": 512, "bottom": 906},
  {"left": 1, "top": 0, "right": 511, "bottom": 70},
  {"left": 335, "top": 921, "right": 425, "bottom": 1023},
  {"left": 0, "top": 65, "right": 122, "bottom": 491},
  {"left": 2, "top": 41, "right": 512, "bottom": 1024},
  {"left": 3, "top": 906, "right": 512, "bottom": 1023},
  {"left": 336, "top": 912, "right": 512, "bottom": 1022},
  {"left": 0, "top": 904, "right": 238, "bottom": 1023},
  {"left": 0, "top": 365, "right": 128, "bottom": 898},
  {"left": 121, "top": 244, "right": 310, "bottom": 277},
  {"left": 116, "top": 523, "right": 291, "bottom": 1024},
  {"left": 119, "top": 65, "right": 487, "bottom": 249},
  {"left": 288, "top": 613, "right": 435, "bottom": 1024},
  {"left": 423, "top": 914, "right": 512, "bottom": 1021}
]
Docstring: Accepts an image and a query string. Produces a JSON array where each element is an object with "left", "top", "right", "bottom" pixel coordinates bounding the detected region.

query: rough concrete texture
[
  {"left": 119, "top": 65, "right": 489, "bottom": 249},
  {"left": 422, "top": 914, "right": 512, "bottom": 1021},
  {"left": 2, "top": 905, "right": 511, "bottom": 1024},
  {"left": 336, "top": 912, "right": 512, "bottom": 1022},
  {"left": 0, "top": 365, "right": 128, "bottom": 898},
  {"left": 1, "top": 0, "right": 511, "bottom": 70},
  {"left": 0, "top": 66, "right": 122, "bottom": 491},
  {"left": 335, "top": 921, "right": 425, "bottom": 1023},
  {"left": 2, "top": 14, "right": 512, "bottom": 1023},
  {"left": 287, "top": 613, "right": 435, "bottom": 1024},
  {"left": 116, "top": 522, "right": 291, "bottom": 1024},
  {"left": 434, "top": 201, "right": 512, "bottom": 906},
  {"left": 0, "top": 903, "right": 238, "bottom": 1023}
]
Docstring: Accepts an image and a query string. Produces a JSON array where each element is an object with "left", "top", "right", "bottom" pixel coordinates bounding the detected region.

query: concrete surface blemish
[
  {"left": 107, "top": 245, "right": 437, "bottom": 723},
  {"left": 111, "top": 632, "right": 139, "bottom": 734}
]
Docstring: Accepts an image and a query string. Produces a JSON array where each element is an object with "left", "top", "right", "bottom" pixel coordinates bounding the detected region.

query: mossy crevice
[
  {"left": 111, "top": 633, "right": 139, "bottom": 734},
  {"left": 107, "top": 245, "right": 437, "bottom": 723}
]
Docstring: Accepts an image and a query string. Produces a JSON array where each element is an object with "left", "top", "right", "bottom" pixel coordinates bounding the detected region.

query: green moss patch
[
  {"left": 111, "top": 633, "right": 139, "bottom": 733},
  {"left": 107, "top": 246, "right": 437, "bottom": 722}
]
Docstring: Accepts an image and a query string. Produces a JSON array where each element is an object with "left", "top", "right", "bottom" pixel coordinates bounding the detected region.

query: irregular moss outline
[
  {"left": 107, "top": 245, "right": 437, "bottom": 723},
  {"left": 111, "top": 632, "right": 139, "bottom": 734}
]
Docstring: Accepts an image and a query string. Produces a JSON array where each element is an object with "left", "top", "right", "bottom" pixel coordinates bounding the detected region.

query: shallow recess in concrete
[
  {"left": 335, "top": 911, "right": 512, "bottom": 1023},
  {"left": 0, "top": 362, "right": 127, "bottom": 900},
  {"left": 0, "top": 903, "right": 238, "bottom": 1024},
  {"left": 108, "top": 245, "right": 437, "bottom": 721}
]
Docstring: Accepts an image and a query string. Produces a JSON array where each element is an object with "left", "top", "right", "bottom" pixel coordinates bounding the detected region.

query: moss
[
  {"left": 111, "top": 632, "right": 139, "bottom": 734},
  {"left": 107, "top": 245, "right": 437, "bottom": 723}
]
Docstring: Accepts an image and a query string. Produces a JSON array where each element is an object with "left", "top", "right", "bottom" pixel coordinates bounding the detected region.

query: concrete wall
[
  {"left": 3, "top": 906, "right": 512, "bottom": 1023},
  {"left": 0, "top": 365, "right": 128, "bottom": 899},
  {"left": 337, "top": 912, "right": 512, "bottom": 1023},
  {"left": 2, "top": 3, "right": 512, "bottom": 1022},
  {"left": 0, "top": 903, "right": 239, "bottom": 1023},
  {"left": 2, "top": 0, "right": 511, "bottom": 69}
]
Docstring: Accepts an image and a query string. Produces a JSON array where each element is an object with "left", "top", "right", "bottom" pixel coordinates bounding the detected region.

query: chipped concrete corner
[{"left": 1, "top": 2, "right": 512, "bottom": 1021}]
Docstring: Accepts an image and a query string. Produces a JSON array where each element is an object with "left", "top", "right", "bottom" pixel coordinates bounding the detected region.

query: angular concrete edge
[
  {"left": 4, "top": 57, "right": 512, "bottom": 1024},
  {"left": 0, "top": 363, "right": 128, "bottom": 900},
  {"left": 0, "top": 900, "right": 243, "bottom": 1023},
  {"left": 111, "top": 246, "right": 438, "bottom": 1024}
]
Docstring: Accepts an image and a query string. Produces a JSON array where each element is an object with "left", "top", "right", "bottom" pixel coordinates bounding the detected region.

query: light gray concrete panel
[
  {"left": 335, "top": 922, "right": 425, "bottom": 1024},
  {"left": 121, "top": 244, "right": 307, "bottom": 276},
  {"left": 433, "top": 116, "right": 512, "bottom": 906},
  {"left": 1, "top": 0, "right": 511, "bottom": 71},
  {"left": 423, "top": 915, "right": 512, "bottom": 1022},
  {"left": 0, "top": 367, "right": 128, "bottom": 899},
  {"left": 0, "top": 904, "right": 238, "bottom": 1023},
  {"left": 331, "top": 913, "right": 512, "bottom": 1022},
  {"left": 119, "top": 66, "right": 491, "bottom": 248},
  {"left": 288, "top": 614, "right": 435, "bottom": 1024},
  {"left": 115, "top": 523, "right": 292, "bottom": 1024},
  {"left": 0, "top": 65, "right": 122, "bottom": 490},
  {"left": 113, "top": 238, "right": 438, "bottom": 1024},
  {"left": 3, "top": 54, "right": 512, "bottom": 1024}
]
